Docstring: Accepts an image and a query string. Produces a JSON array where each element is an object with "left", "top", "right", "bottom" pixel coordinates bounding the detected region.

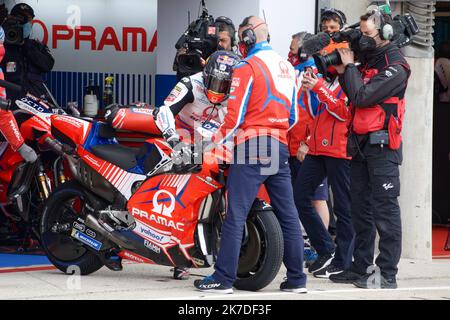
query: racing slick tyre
[{"left": 40, "top": 181, "right": 104, "bottom": 275}]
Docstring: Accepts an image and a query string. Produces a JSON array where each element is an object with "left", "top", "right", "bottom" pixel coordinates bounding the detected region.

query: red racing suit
[
  {"left": 0, "top": 68, "right": 24, "bottom": 151},
  {"left": 212, "top": 42, "right": 298, "bottom": 146}
]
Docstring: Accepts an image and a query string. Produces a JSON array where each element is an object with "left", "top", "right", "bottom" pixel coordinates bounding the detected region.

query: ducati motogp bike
[{"left": 40, "top": 109, "right": 285, "bottom": 291}]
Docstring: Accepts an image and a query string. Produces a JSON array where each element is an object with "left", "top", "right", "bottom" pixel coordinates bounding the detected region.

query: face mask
[
  {"left": 238, "top": 42, "right": 248, "bottom": 58},
  {"left": 22, "top": 22, "right": 33, "bottom": 39},
  {"left": 288, "top": 51, "right": 300, "bottom": 67},
  {"left": 358, "top": 34, "right": 377, "bottom": 52}
]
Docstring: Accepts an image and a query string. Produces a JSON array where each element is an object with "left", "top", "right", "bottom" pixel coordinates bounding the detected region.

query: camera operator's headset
[{"left": 370, "top": 10, "right": 394, "bottom": 41}]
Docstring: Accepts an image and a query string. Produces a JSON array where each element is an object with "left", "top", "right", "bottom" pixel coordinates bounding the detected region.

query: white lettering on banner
[{"left": 132, "top": 208, "right": 185, "bottom": 232}]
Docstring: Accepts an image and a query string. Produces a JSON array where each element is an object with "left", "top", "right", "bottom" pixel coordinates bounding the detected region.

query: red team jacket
[
  {"left": 212, "top": 42, "right": 298, "bottom": 146},
  {"left": 290, "top": 74, "right": 351, "bottom": 160}
]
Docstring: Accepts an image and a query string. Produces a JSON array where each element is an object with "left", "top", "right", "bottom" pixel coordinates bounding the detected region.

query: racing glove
[{"left": 18, "top": 143, "right": 38, "bottom": 163}]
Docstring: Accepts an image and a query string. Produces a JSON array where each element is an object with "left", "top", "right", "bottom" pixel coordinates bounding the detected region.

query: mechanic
[{"left": 194, "top": 16, "right": 307, "bottom": 294}]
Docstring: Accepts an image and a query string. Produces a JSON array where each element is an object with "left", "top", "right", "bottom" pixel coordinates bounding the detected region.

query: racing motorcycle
[
  {"left": 0, "top": 81, "right": 70, "bottom": 247},
  {"left": 40, "top": 109, "right": 284, "bottom": 291}
]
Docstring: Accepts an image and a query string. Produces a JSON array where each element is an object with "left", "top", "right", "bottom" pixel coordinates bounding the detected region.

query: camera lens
[{"left": 313, "top": 51, "right": 342, "bottom": 75}]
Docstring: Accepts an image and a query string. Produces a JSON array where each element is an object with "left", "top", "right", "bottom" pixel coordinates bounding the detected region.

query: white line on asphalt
[{"left": 157, "top": 286, "right": 450, "bottom": 300}]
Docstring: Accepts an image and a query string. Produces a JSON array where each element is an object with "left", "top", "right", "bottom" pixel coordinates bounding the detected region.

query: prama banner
[{"left": 3, "top": 0, "right": 158, "bottom": 106}]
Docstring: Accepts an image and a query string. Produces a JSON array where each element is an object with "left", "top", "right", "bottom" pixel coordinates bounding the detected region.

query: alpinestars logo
[
  {"left": 383, "top": 183, "right": 394, "bottom": 191},
  {"left": 9, "top": 120, "right": 21, "bottom": 140}
]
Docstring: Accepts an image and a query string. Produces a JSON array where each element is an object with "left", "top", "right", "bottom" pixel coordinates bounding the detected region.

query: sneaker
[
  {"left": 304, "top": 248, "right": 318, "bottom": 268},
  {"left": 353, "top": 273, "right": 398, "bottom": 289},
  {"left": 308, "top": 252, "right": 334, "bottom": 273},
  {"left": 329, "top": 270, "right": 364, "bottom": 284},
  {"left": 313, "top": 264, "right": 343, "bottom": 279},
  {"left": 194, "top": 276, "right": 233, "bottom": 294},
  {"left": 280, "top": 281, "right": 308, "bottom": 294},
  {"left": 173, "top": 267, "right": 190, "bottom": 280}
]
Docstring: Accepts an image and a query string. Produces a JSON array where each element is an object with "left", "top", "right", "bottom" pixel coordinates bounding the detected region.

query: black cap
[{"left": 11, "top": 3, "right": 35, "bottom": 21}]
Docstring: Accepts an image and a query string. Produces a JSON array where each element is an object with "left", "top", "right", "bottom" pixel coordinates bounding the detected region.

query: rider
[
  {"left": 105, "top": 50, "right": 241, "bottom": 278},
  {"left": 0, "top": 26, "right": 37, "bottom": 163}
]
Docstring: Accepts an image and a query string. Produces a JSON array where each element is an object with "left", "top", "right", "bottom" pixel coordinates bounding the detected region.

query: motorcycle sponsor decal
[
  {"left": 196, "top": 176, "right": 220, "bottom": 189},
  {"left": 53, "top": 116, "right": 83, "bottom": 128},
  {"left": 119, "top": 251, "right": 154, "bottom": 264},
  {"left": 84, "top": 155, "right": 102, "bottom": 169},
  {"left": 232, "top": 77, "right": 240, "bottom": 87},
  {"left": 73, "top": 221, "right": 85, "bottom": 232},
  {"left": 130, "top": 108, "right": 153, "bottom": 115},
  {"left": 134, "top": 220, "right": 172, "bottom": 244},
  {"left": 144, "top": 239, "right": 161, "bottom": 254},
  {"left": 132, "top": 208, "right": 185, "bottom": 232},
  {"left": 152, "top": 190, "right": 175, "bottom": 217},
  {"left": 71, "top": 229, "right": 102, "bottom": 251},
  {"left": 85, "top": 229, "right": 97, "bottom": 238},
  {"left": 192, "top": 257, "right": 205, "bottom": 267}
]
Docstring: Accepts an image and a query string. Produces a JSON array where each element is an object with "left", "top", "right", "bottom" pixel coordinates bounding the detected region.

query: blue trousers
[
  {"left": 294, "top": 155, "right": 354, "bottom": 269},
  {"left": 213, "top": 137, "right": 307, "bottom": 287}
]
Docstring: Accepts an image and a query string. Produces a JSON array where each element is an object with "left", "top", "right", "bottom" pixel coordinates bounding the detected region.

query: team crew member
[
  {"left": 330, "top": 11, "right": 411, "bottom": 289},
  {"left": 294, "top": 43, "right": 354, "bottom": 278},
  {"left": 287, "top": 32, "right": 330, "bottom": 232},
  {"left": 0, "top": 26, "right": 36, "bottom": 162},
  {"left": 194, "top": 16, "right": 307, "bottom": 294}
]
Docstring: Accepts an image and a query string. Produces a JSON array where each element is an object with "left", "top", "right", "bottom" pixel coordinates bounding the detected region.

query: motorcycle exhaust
[{"left": 84, "top": 214, "right": 138, "bottom": 251}]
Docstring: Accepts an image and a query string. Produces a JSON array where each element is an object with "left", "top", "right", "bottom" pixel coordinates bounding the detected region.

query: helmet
[
  {"left": 203, "top": 51, "right": 240, "bottom": 104},
  {"left": 11, "top": 3, "right": 35, "bottom": 24}
]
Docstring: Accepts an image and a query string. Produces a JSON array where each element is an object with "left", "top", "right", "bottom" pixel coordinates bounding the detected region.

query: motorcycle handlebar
[
  {"left": 0, "top": 79, "right": 23, "bottom": 93},
  {"left": 0, "top": 98, "right": 11, "bottom": 111}
]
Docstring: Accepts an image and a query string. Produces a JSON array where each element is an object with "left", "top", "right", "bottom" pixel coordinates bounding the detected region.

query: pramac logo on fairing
[{"left": 151, "top": 190, "right": 175, "bottom": 218}]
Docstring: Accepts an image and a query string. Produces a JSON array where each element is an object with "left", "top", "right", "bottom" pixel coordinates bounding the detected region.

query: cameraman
[
  {"left": 329, "top": 11, "right": 411, "bottom": 289},
  {"left": 1, "top": 3, "right": 55, "bottom": 104}
]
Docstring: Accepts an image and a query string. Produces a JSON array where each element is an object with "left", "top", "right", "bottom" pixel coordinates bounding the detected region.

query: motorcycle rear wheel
[{"left": 40, "top": 181, "right": 104, "bottom": 275}]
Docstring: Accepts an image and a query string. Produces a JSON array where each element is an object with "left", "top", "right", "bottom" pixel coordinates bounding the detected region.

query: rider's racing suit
[{"left": 106, "top": 72, "right": 228, "bottom": 145}]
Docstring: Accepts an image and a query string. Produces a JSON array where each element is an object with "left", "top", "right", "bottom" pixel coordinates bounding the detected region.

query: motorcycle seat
[{"left": 91, "top": 144, "right": 143, "bottom": 171}]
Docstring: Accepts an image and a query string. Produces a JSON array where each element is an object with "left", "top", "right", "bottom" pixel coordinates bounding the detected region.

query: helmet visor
[{"left": 206, "top": 75, "right": 232, "bottom": 96}]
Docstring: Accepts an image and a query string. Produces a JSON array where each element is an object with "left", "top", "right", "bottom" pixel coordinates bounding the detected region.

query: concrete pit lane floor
[{"left": 0, "top": 259, "right": 449, "bottom": 300}]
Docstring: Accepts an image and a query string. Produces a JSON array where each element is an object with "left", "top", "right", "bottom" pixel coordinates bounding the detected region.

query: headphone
[
  {"left": 378, "top": 12, "right": 394, "bottom": 41},
  {"left": 241, "top": 22, "right": 270, "bottom": 50},
  {"left": 321, "top": 8, "right": 347, "bottom": 28},
  {"left": 215, "top": 16, "right": 237, "bottom": 47}
]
